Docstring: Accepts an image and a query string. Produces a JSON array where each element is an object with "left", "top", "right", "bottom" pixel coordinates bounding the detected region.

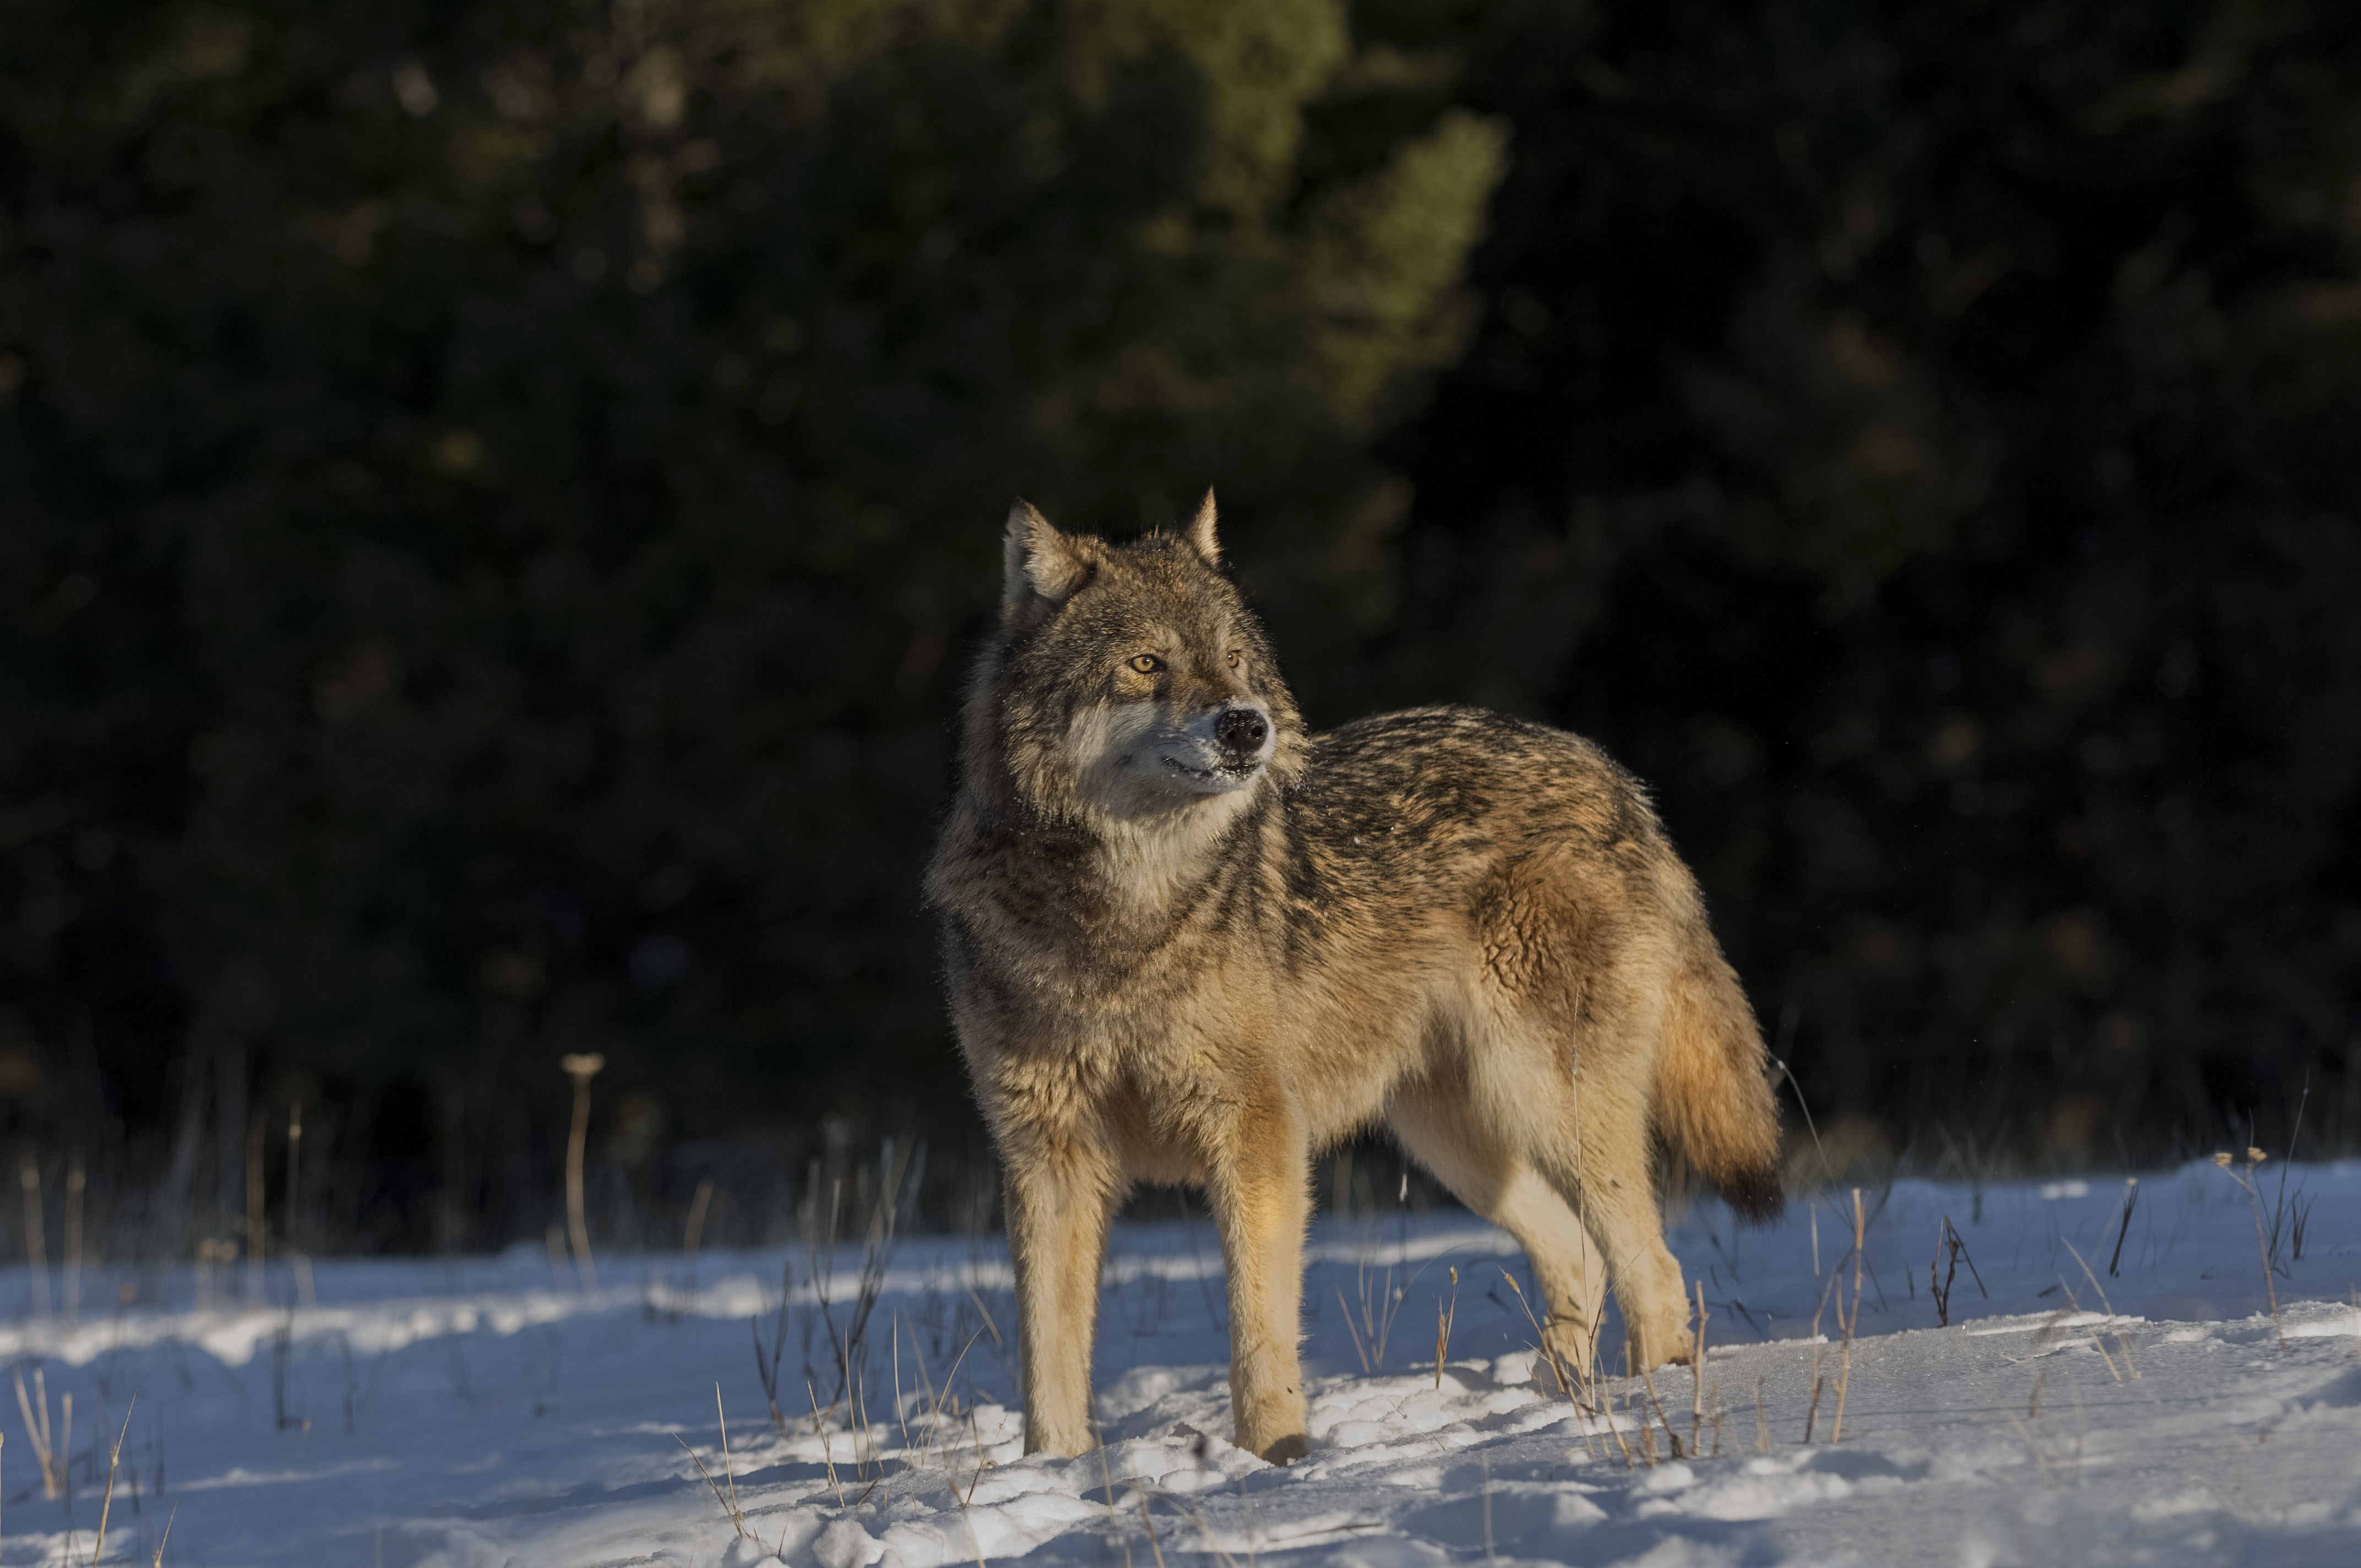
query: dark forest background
[{"left": 3, "top": 0, "right": 2357, "bottom": 1255}]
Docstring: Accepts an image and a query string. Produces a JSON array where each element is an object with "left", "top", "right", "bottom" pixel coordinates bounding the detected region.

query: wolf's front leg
[
  {"left": 1209, "top": 1113, "right": 1312, "bottom": 1463},
  {"left": 1004, "top": 1138, "right": 1120, "bottom": 1456}
]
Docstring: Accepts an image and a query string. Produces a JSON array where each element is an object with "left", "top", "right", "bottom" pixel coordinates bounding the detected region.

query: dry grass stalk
[
  {"left": 684, "top": 1179, "right": 715, "bottom": 1257},
  {"left": 1637, "top": 1362, "right": 1682, "bottom": 1459},
  {"left": 287, "top": 1103, "right": 303, "bottom": 1252},
  {"left": 1337, "top": 1250, "right": 1407, "bottom": 1376},
  {"left": 246, "top": 1118, "right": 266, "bottom": 1305},
  {"left": 848, "top": 1369, "right": 884, "bottom": 1499},
  {"left": 1929, "top": 1215, "right": 1987, "bottom": 1328},
  {"left": 1133, "top": 1468, "right": 1169, "bottom": 1568},
  {"left": 151, "top": 1504, "right": 176, "bottom": 1568},
  {"left": 1800, "top": 1238, "right": 1843, "bottom": 1443},
  {"left": 1753, "top": 1377, "right": 1770, "bottom": 1453},
  {"left": 560, "top": 1053, "right": 605, "bottom": 1292},
  {"left": 2212, "top": 1149, "right": 2285, "bottom": 1354},
  {"left": 63, "top": 1154, "right": 84, "bottom": 1323},
  {"left": 2059, "top": 1239, "right": 2137, "bottom": 1380},
  {"left": 1496, "top": 1272, "right": 1573, "bottom": 1400},
  {"left": 1090, "top": 1417, "right": 1135, "bottom": 1568},
  {"left": 92, "top": 1397, "right": 135, "bottom": 1566},
  {"left": 1433, "top": 1266, "right": 1459, "bottom": 1392},
  {"left": 916, "top": 1326, "right": 986, "bottom": 1479},
  {"left": 1689, "top": 1280, "right": 1708, "bottom": 1457},
  {"left": 674, "top": 1434, "right": 746, "bottom": 1537},
  {"left": 1597, "top": 1376, "right": 1634, "bottom": 1469},
  {"left": 753, "top": 1257, "right": 795, "bottom": 1436},
  {"left": 893, "top": 1323, "right": 915, "bottom": 1471},
  {"left": 1497, "top": 1270, "right": 1611, "bottom": 1462},
  {"left": 2106, "top": 1178, "right": 2139, "bottom": 1277},
  {"left": 1830, "top": 1188, "right": 1864, "bottom": 1442},
  {"left": 807, "top": 1378, "right": 845, "bottom": 1507},
  {"left": 13, "top": 1368, "right": 61, "bottom": 1499},
  {"left": 19, "top": 1156, "right": 48, "bottom": 1319},
  {"left": 715, "top": 1385, "right": 746, "bottom": 1532},
  {"left": 674, "top": 1384, "right": 749, "bottom": 1539}
]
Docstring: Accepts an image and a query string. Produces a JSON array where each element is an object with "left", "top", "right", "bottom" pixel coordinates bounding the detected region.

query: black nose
[{"left": 1215, "top": 707, "right": 1269, "bottom": 753}]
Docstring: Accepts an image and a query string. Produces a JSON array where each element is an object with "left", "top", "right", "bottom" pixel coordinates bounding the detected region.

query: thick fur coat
[{"left": 924, "top": 495, "right": 1783, "bottom": 1463}]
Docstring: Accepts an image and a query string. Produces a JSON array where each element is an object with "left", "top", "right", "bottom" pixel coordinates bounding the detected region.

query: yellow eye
[
  {"left": 1128, "top": 654, "right": 1163, "bottom": 674},
  {"left": 1226, "top": 650, "right": 1242, "bottom": 669}
]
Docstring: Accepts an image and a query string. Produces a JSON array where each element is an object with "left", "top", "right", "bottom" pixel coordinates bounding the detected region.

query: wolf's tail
[{"left": 1653, "top": 944, "right": 1785, "bottom": 1223}]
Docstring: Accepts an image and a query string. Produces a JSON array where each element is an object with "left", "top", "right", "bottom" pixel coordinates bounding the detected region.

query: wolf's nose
[{"left": 1216, "top": 707, "right": 1269, "bottom": 753}]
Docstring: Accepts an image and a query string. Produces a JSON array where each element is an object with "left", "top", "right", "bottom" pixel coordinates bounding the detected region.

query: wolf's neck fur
[{"left": 1078, "top": 787, "right": 1264, "bottom": 918}]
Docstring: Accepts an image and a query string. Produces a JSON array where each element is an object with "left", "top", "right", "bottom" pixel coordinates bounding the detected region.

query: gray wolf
[{"left": 924, "top": 494, "right": 1783, "bottom": 1464}]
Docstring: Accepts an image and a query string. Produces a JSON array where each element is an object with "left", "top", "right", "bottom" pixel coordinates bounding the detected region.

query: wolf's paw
[
  {"left": 1234, "top": 1387, "right": 1309, "bottom": 1464},
  {"left": 1625, "top": 1320, "right": 1694, "bottom": 1371},
  {"left": 1258, "top": 1431, "right": 1310, "bottom": 1466}
]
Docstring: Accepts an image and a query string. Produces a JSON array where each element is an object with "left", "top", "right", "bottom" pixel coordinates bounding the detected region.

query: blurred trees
[
  {"left": 1, "top": 0, "right": 2357, "bottom": 1243},
  {"left": 1373, "top": 0, "right": 2361, "bottom": 1160},
  {"left": 0, "top": 0, "right": 1500, "bottom": 1228}
]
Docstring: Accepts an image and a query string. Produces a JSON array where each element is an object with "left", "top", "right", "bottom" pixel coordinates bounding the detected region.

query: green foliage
[{"left": 0, "top": 0, "right": 1501, "bottom": 1131}]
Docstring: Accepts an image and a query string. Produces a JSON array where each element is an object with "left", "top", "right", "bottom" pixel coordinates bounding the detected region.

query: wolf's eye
[
  {"left": 1226, "top": 650, "right": 1243, "bottom": 669},
  {"left": 1128, "top": 654, "right": 1163, "bottom": 675}
]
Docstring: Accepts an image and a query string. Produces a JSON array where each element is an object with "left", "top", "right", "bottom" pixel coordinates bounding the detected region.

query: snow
[{"left": 1, "top": 1159, "right": 2357, "bottom": 1566}]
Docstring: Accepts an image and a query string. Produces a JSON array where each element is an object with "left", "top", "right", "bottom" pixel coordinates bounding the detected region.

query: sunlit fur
[{"left": 926, "top": 493, "right": 1783, "bottom": 1464}]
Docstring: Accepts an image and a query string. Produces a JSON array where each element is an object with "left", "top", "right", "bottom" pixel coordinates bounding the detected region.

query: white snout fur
[{"left": 1070, "top": 700, "right": 1274, "bottom": 814}]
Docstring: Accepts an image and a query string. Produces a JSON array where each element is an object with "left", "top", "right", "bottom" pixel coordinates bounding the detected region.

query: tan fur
[{"left": 925, "top": 498, "right": 1782, "bottom": 1464}]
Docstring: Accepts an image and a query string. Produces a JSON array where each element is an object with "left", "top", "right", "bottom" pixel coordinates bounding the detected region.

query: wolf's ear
[
  {"left": 1003, "top": 499, "right": 1092, "bottom": 617},
  {"left": 1183, "top": 488, "right": 1221, "bottom": 568}
]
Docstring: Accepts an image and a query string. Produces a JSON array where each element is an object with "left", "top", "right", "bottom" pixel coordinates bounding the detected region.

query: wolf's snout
[{"left": 1216, "top": 706, "right": 1270, "bottom": 754}]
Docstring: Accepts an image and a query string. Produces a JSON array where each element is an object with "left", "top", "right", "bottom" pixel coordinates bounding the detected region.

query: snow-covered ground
[{"left": 1, "top": 1159, "right": 2356, "bottom": 1566}]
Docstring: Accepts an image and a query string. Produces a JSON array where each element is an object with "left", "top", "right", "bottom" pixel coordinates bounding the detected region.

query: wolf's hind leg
[
  {"left": 1206, "top": 1104, "right": 1312, "bottom": 1464},
  {"left": 1533, "top": 1111, "right": 1691, "bottom": 1372},
  {"left": 1389, "top": 1097, "right": 1607, "bottom": 1382},
  {"left": 1003, "top": 1137, "right": 1123, "bottom": 1456}
]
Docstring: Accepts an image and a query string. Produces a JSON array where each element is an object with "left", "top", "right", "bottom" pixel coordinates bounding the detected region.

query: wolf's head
[{"left": 965, "top": 492, "right": 1305, "bottom": 825}]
